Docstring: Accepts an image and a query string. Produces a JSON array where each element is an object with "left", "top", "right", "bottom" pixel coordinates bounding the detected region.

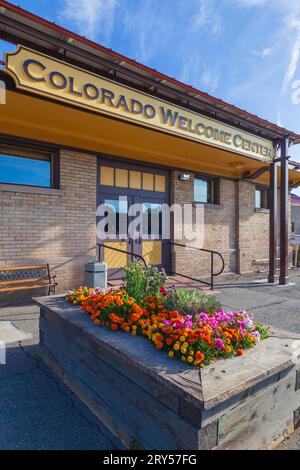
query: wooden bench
[{"left": 0, "top": 264, "right": 57, "bottom": 295}]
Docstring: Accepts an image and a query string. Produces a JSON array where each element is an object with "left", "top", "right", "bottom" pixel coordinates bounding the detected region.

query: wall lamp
[{"left": 179, "top": 173, "right": 191, "bottom": 181}]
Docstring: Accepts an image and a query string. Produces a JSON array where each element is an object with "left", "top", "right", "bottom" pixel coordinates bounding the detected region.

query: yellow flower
[
  {"left": 181, "top": 346, "right": 187, "bottom": 354},
  {"left": 187, "top": 356, "right": 193, "bottom": 363},
  {"left": 180, "top": 336, "right": 186, "bottom": 342},
  {"left": 189, "top": 350, "right": 194, "bottom": 356},
  {"left": 183, "top": 342, "right": 189, "bottom": 349},
  {"left": 132, "top": 330, "right": 136, "bottom": 336},
  {"left": 181, "top": 355, "right": 186, "bottom": 362},
  {"left": 173, "top": 343, "right": 180, "bottom": 351},
  {"left": 225, "top": 346, "right": 232, "bottom": 353},
  {"left": 125, "top": 327, "right": 130, "bottom": 332},
  {"left": 168, "top": 351, "right": 174, "bottom": 358}
]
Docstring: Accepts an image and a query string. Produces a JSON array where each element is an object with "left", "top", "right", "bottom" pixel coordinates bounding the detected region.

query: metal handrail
[
  {"left": 97, "top": 243, "right": 148, "bottom": 267},
  {"left": 169, "top": 241, "right": 225, "bottom": 290},
  {"left": 97, "top": 241, "right": 225, "bottom": 290}
]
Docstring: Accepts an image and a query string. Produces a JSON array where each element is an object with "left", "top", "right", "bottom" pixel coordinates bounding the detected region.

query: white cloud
[
  {"left": 277, "top": 110, "right": 283, "bottom": 127},
  {"left": 249, "top": 46, "right": 274, "bottom": 58},
  {"left": 231, "top": 0, "right": 266, "bottom": 5},
  {"left": 122, "top": 0, "right": 171, "bottom": 63},
  {"left": 192, "top": 0, "right": 221, "bottom": 37},
  {"left": 201, "top": 67, "right": 219, "bottom": 93},
  {"left": 281, "top": 32, "right": 300, "bottom": 95},
  {"left": 233, "top": 0, "right": 300, "bottom": 98},
  {"left": 59, "top": 0, "right": 118, "bottom": 42},
  {"left": 180, "top": 52, "right": 219, "bottom": 94}
]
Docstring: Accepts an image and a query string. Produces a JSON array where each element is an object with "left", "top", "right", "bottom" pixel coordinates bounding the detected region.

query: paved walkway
[
  {"left": 215, "top": 272, "right": 300, "bottom": 334},
  {"left": 0, "top": 304, "right": 120, "bottom": 450}
]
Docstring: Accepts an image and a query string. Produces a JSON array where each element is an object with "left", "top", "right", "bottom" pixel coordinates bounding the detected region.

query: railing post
[{"left": 211, "top": 252, "right": 214, "bottom": 290}]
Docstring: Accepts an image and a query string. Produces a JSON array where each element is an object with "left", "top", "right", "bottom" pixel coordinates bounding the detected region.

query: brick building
[{"left": 1, "top": 2, "right": 300, "bottom": 299}]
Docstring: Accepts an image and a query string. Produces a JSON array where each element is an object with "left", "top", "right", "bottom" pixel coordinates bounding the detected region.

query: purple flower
[
  {"left": 253, "top": 331, "right": 261, "bottom": 341},
  {"left": 215, "top": 338, "right": 225, "bottom": 350}
]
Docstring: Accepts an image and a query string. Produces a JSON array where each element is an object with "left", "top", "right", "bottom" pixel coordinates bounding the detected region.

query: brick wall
[
  {"left": 0, "top": 150, "right": 97, "bottom": 301},
  {"left": 171, "top": 170, "right": 238, "bottom": 278},
  {"left": 236, "top": 180, "right": 269, "bottom": 273},
  {"left": 171, "top": 170, "right": 271, "bottom": 278}
]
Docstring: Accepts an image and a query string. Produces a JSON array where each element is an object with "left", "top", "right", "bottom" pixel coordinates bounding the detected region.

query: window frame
[
  {"left": 194, "top": 174, "right": 220, "bottom": 205},
  {"left": 0, "top": 139, "right": 60, "bottom": 189},
  {"left": 255, "top": 185, "right": 269, "bottom": 210}
]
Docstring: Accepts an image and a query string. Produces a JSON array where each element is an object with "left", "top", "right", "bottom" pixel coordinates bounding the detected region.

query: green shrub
[
  {"left": 124, "top": 259, "right": 167, "bottom": 302},
  {"left": 165, "top": 287, "right": 221, "bottom": 315}
]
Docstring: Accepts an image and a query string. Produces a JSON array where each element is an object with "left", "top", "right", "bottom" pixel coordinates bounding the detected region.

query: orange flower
[
  {"left": 131, "top": 313, "right": 140, "bottom": 322},
  {"left": 196, "top": 351, "right": 205, "bottom": 362},
  {"left": 155, "top": 341, "right": 163, "bottom": 349},
  {"left": 237, "top": 349, "right": 244, "bottom": 356},
  {"left": 166, "top": 338, "right": 173, "bottom": 346},
  {"left": 93, "top": 319, "right": 101, "bottom": 326},
  {"left": 111, "top": 323, "right": 118, "bottom": 331}
]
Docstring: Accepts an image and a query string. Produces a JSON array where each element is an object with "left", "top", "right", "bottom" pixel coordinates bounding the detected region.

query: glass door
[
  {"left": 97, "top": 194, "right": 133, "bottom": 279},
  {"left": 139, "top": 198, "right": 170, "bottom": 272}
]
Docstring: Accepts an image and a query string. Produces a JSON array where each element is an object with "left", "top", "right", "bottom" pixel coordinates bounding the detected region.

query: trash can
[{"left": 84, "top": 261, "right": 107, "bottom": 289}]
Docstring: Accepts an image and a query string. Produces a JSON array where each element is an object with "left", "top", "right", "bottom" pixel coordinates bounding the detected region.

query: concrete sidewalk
[
  {"left": 0, "top": 304, "right": 121, "bottom": 450},
  {"left": 215, "top": 274, "right": 300, "bottom": 334}
]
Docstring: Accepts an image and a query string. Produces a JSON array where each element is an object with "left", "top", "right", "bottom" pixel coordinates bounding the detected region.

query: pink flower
[{"left": 215, "top": 339, "right": 225, "bottom": 350}]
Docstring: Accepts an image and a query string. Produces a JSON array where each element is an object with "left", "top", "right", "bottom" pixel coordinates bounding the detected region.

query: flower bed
[{"left": 66, "top": 285, "right": 268, "bottom": 367}]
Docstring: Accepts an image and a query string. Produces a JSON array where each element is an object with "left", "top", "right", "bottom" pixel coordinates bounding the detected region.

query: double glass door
[{"left": 98, "top": 192, "right": 169, "bottom": 278}]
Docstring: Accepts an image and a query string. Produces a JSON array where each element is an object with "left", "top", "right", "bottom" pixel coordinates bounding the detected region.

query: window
[
  {"left": 103, "top": 198, "right": 128, "bottom": 236},
  {"left": 255, "top": 186, "right": 269, "bottom": 209},
  {"left": 194, "top": 176, "right": 219, "bottom": 204},
  {"left": 100, "top": 166, "right": 166, "bottom": 192},
  {"left": 142, "top": 202, "right": 163, "bottom": 238},
  {"left": 0, "top": 144, "right": 58, "bottom": 188}
]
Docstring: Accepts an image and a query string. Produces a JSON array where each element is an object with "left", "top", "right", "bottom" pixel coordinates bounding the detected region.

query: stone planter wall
[{"left": 36, "top": 296, "right": 300, "bottom": 450}]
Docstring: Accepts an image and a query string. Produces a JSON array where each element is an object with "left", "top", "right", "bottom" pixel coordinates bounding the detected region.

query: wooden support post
[
  {"left": 279, "top": 137, "right": 289, "bottom": 285},
  {"left": 268, "top": 159, "right": 278, "bottom": 283}
]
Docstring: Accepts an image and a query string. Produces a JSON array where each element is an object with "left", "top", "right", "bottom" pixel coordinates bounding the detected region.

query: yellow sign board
[{"left": 4, "top": 46, "right": 275, "bottom": 161}]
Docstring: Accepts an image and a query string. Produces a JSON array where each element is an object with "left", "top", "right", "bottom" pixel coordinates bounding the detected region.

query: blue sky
[{"left": 1, "top": 0, "right": 300, "bottom": 176}]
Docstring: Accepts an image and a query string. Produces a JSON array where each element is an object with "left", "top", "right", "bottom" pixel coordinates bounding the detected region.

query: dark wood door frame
[{"left": 96, "top": 156, "right": 171, "bottom": 275}]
